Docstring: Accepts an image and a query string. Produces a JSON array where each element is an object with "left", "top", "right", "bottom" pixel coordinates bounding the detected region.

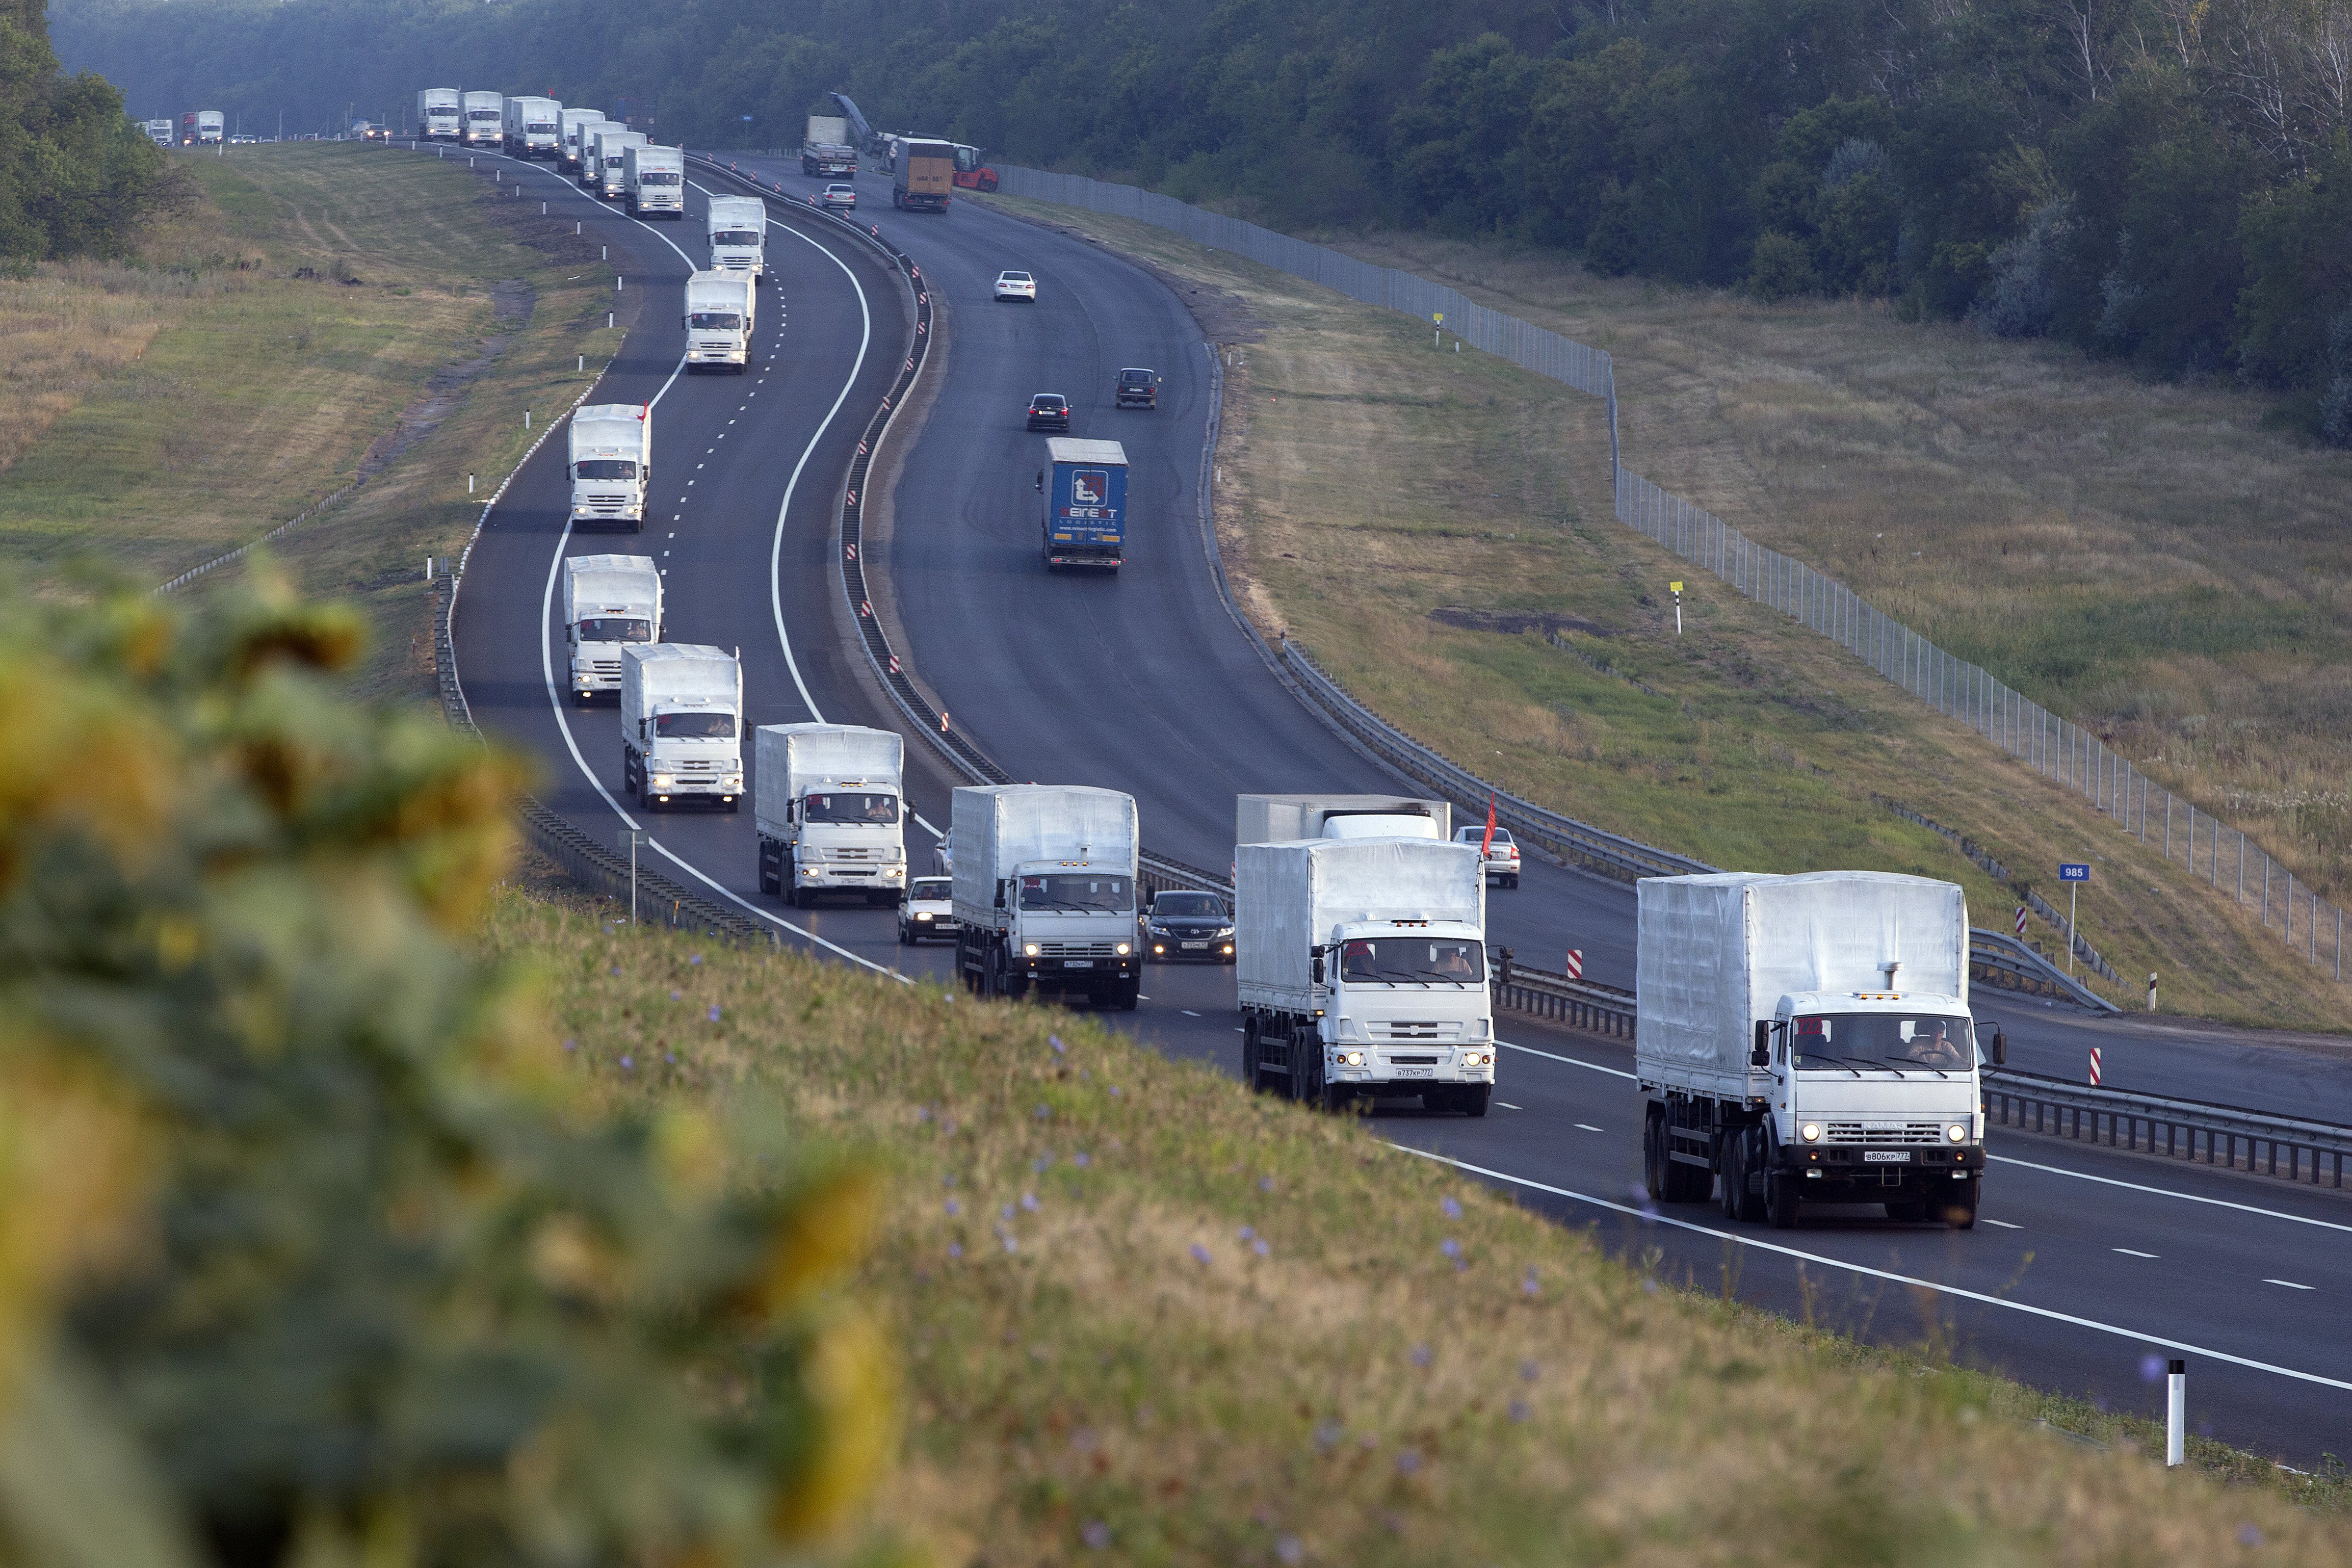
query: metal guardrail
[
  {"left": 1968, "top": 927, "right": 2120, "bottom": 1013},
  {"left": 1489, "top": 959, "right": 1638, "bottom": 1039},
  {"left": 1985, "top": 1067, "right": 2352, "bottom": 1190}
]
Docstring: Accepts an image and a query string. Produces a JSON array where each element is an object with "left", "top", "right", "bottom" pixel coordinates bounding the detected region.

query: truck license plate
[
  {"left": 1395, "top": 1068, "right": 1434, "bottom": 1079},
  {"left": 1862, "top": 1150, "right": 1911, "bottom": 1163},
  {"left": 1061, "top": 959, "right": 1093, "bottom": 969}
]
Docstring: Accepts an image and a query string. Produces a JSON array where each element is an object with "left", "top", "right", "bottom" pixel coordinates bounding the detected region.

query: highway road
[{"left": 436, "top": 142, "right": 2352, "bottom": 1464}]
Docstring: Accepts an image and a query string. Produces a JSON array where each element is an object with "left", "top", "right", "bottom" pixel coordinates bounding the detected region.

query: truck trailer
[
  {"left": 503, "top": 96, "right": 564, "bottom": 158},
  {"left": 1236, "top": 795, "right": 1449, "bottom": 848},
  {"left": 620, "top": 645, "right": 743, "bottom": 812},
  {"left": 417, "top": 89, "right": 461, "bottom": 141},
  {"left": 461, "top": 91, "right": 503, "bottom": 147},
  {"left": 952, "top": 786, "right": 1140, "bottom": 1008},
  {"left": 561, "top": 555, "right": 662, "bottom": 703},
  {"left": 568, "top": 404, "right": 651, "bottom": 530},
  {"left": 624, "top": 143, "right": 685, "bottom": 217},
  {"left": 801, "top": 114, "right": 858, "bottom": 178},
  {"left": 1636, "top": 871, "right": 1997, "bottom": 1230},
  {"left": 558, "top": 107, "right": 601, "bottom": 169},
  {"left": 1237, "top": 838, "right": 1494, "bottom": 1114},
  {"left": 593, "top": 128, "right": 647, "bottom": 199},
  {"left": 754, "top": 725, "right": 907, "bottom": 906},
  {"left": 705, "top": 195, "right": 767, "bottom": 283},
  {"left": 891, "top": 138, "right": 954, "bottom": 211},
  {"left": 682, "top": 271, "right": 754, "bottom": 372},
  {"left": 1037, "top": 438, "right": 1129, "bottom": 571}
]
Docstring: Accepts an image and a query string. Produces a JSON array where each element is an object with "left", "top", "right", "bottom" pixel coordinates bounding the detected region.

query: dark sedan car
[
  {"left": 1140, "top": 890, "right": 1235, "bottom": 963},
  {"left": 1026, "top": 392, "right": 1071, "bottom": 431}
]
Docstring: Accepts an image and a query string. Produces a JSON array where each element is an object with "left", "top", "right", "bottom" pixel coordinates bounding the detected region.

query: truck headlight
[
  {"left": 651, "top": 775, "right": 673, "bottom": 791},
  {"left": 1800, "top": 1122, "right": 1822, "bottom": 1143},
  {"left": 1023, "top": 943, "right": 1039, "bottom": 958},
  {"left": 1114, "top": 942, "right": 1131, "bottom": 956},
  {"left": 1340, "top": 1051, "right": 1365, "bottom": 1066},
  {"left": 1947, "top": 1123, "right": 1968, "bottom": 1143}
]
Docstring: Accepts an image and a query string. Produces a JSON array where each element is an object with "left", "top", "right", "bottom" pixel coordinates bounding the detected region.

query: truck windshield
[
  {"left": 574, "top": 459, "right": 637, "bottom": 480},
  {"left": 577, "top": 617, "right": 650, "bottom": 642},
  {"left": 1339, "top": 937, "right": 1484, "bottom": 986},
  {"left": 640, "top": 171, "right": 681, "bottom": 185},
  {"left": 1788, "top": 1013, "right": 1974, "bottom": 1072},
  {"left": 1018, "top": 874, "right": 1132, "bottom": 913},
  {"left": 688, "top": 311, "right": 742, "bottom": 330},
  {"left": 803, "top": 792, "right": 899, "bottom": 824},
  {"left": 711, "top": 230, "right": 761, "bottom": 245},
  {"left": 654, "top": 713, "right": 735, "bottom": 739}
]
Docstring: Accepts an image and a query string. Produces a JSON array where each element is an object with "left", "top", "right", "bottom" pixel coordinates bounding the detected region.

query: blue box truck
[{"left": 1038, "top": 437, "right": 1129, "bottom": 571}]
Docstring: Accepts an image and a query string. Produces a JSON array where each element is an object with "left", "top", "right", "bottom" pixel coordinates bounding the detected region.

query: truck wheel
[
  {"left": 1241, "top": 1022, "right": 1263, "bottom": 1091},
  {"left": 759, "top": 867, "right": 779, "bottom": 897},
  {"left": 1940, "top": 1178, "right": 1980, "bottom": 1230},
  {"left": 1764, "top": 1172, "right": 1800, "bottom": 1229},
  {"left": 1113, "top": 979, "right": 1139, "bottom": 1012},
  {"left": 1718, "top": 1134, "right": 1742, "bottom": 1220},
  {"left": 1642, "top": 1106, "right": 1668, "bottom": 1201},
  {"left": 1455, "top": 1084, "right": 1491, "bottom": 1118},
  {"left": 1288, "top": 1029, "right": 1318, "bottom": 1107},
  {"left": 1730, "top": 1128, "right": 1766, "bottom": 1223}
]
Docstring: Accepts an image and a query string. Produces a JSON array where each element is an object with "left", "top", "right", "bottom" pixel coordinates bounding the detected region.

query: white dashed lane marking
[
  {"left": 2114, "top": 1248, "right": 2159, "bottom": 1259},
  {"left": 1574, "top": 1122, "right": 1604, "bottom": 1132},
  {"left": 2266, "top": 1278, "right": 2316, "bottom": 1290},
  {"left": 1983, "top": 1218, "right": 2023, "bottom": 1229}
]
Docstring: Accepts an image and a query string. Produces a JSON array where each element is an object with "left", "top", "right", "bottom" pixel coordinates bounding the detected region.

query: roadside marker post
[
  {"left": 1433, "top": 310, "right": 1444, "bottom": 348},
  {"left": 1563, "top": 949, "right": 1583, "bottom": 981},
  {"left": 1670, "top": 581, "right": 1684, "bottom": 635},
  {"left": 2148, "top": 971, "right": 2158, "bottom": 1012},
  {"left": 2015, "top": 904, "right": 2027, "bottom": 935},
  {"left": 2058, "top": 863, "right": 2090, "bottom": 975},
  {"left": 2166, "top": 1360, "right": 2186, "bottom": 1465},
  {"left": 617, "top": 829, "right": 649, "bottom": 925}
]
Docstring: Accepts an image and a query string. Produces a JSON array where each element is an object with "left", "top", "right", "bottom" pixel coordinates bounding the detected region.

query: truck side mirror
[
  {"left": 1311, "top": 953, "right": 1325, "bottom": 986},
  {"left": 994, "top": 879, "right": 1006, "bottom": 910},
  {"left": 1751, "top": 1020, "right": 1771, "bottom": 1068},
  {"left": 1035, "top": 471, "right": 1044, "bottom": 492},
  {"left": 1989, "top": 1027, "right": 2006, "bottom": 1067}
]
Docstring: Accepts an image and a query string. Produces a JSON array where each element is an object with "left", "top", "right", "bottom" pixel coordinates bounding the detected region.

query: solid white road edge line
[{"left": 1391, "top": 1144, "right": 2352, "bottom": 1392}]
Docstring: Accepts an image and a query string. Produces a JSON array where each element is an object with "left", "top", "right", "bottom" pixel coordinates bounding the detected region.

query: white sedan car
[
  {"left": 993, "top": 269, "right": 1038, "bottom": 302},
  {"left": 899, "top": 876, "right": 957, "bottom": 945},
  {"left": 1455, "top": 825, "right": 1522, "bottom": 888}
]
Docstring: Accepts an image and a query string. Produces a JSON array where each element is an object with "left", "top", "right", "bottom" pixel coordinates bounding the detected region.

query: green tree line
[
  {"left": 51, "top": 0, "right": 2352, "bottom": 427},
  {"left": 2, "top": 0, "right": 165, "bottom": 262}
]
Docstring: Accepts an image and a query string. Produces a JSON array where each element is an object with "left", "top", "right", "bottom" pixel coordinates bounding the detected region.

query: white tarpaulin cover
[
  {"left": 753, "top": 724, "right": 903, "bottom": 834},
  {"left": 951, "top": 786, "right": 1138, "bottom": 924},
  {"left": 619, "top": 644, "right": 739, "bottom": 738},
  {"left": 562, "top": 555, "right": 659, "bottom": 624},
  {"left": 570, "top": 404, "right": 650, "bottom": 462},
  {"left": 1237, "top": 838, "right": 1484, "bottom": 1006},
  {"left": 1235, "top": 795, "right": 1449, "bottom": 849},
  {"left": 1636, "top": 871, "right": 1969, "bottom": 1086}
]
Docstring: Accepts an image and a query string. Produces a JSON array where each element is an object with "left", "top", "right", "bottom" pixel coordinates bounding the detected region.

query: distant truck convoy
[
  {"left": 1636, "top": 871, "right": 1998, "bottom": 1231},
  {"left": 683, "top": 271, "right": 754, "bottom": 372},
  {"left": 801, "top": 114, "right": 857, "bottom": 178},
  {"left": 891, "top": 137, "right": 954, "bottom": 212},
  {"left": 594, "top": 128, "right": 647, "bottom": 199},
  {"left": 624, "top": 143, "right": 685, "bottom": 217},
  {"left": 1236, "top": 835, "right": 1494, "bottom": 1115},
  {"left": 1037, "top": 438, "right": 1129, "bottom": 571},
  {"left": 561, "top": 555, "right": 662, "bottom": 703},
  {"left": 461, "top": 91, "right": 503, "bottom": 147},
  {"left": 195, "top": 110, "right": 224, "bottom": 144},
  {"left": 620, "top": 646, "right": 744, "bottom": 812},
  {"left": 753, "top": 724, "right": 907, "bottom": 906},
  {"left": 503, "top": 96, "right": 564, "bottom": 159},
  {"left": 952, "top": 786, "right": 1140, "bottom": 1008},
  {"left": 568, "top": 404, "right": 651, "bottom": 531},
  {"left": 417, "top": 89, "right": 462, "bottom": 141},
  {"left": 704, "top": 195, "right": 766, "bottom": 283},
  {"left": 558, "top": 107, "right": 601, "bottom": 170}
]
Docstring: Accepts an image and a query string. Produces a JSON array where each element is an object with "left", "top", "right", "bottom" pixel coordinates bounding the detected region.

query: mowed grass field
[
  {"left": 0, "top": 142, "right": 618, "bottom": 696},
  {"left": 478, "top": 886, "right": 2352, "bottom": 1563},
  {"left": 981, "top": 194, "right": 2346, "bottom": 1029}
]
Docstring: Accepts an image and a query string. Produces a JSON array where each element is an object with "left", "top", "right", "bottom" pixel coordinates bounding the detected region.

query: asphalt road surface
[{"left": 440, "top": 143, "right": 2352, "bottom": 1464}]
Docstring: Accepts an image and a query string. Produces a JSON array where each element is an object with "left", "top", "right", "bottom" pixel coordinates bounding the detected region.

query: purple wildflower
[
  {"left": 1020, "top": 1192, "right": 1039, "bottom": 1213},
  {"left": 1441, "top": 1196, "right": 1462, "bottom": 1219},
  {"left": 619, "top": 1055, "right": 634, "bottom": 1071},
  {"left": 1509, "top": 1400, "right": 1531, "bottom": 1423},
  {"left": 1081, "top": 1521, "right": 1111, "bottom": 1550},
  {"left": 706, "top": 1004, "right": 721, "bottom": 1023},
  {"left": 944, "top": 1198, "right": 961, "bottom": 1217},
  {"left": 1408, "top": 1343, "right": 1432, "bottom": 1368},
  {"left": 1395, "top": 1449, "right": 1422, "bottom": 1476},
  {"left": 1440, "top": 1238, "right": 1461, "bottom": 1259},
  {"left": 1189, "top": 1243, "right": 1211, "bottom": 1265}
]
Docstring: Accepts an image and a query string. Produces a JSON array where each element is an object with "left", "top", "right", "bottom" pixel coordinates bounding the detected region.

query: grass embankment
[
  {"left": 977, "top": 194, "right": 2342, "bottom": 1030},
  {"left": 0, "top": 143, "right": 618, "bottom": 696},
  {"left": 482, "top": 887, "right": 2352, "bottom": 1562}
]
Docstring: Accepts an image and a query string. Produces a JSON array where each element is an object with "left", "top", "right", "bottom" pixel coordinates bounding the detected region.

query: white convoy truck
[
  {"left": 196, "top": 110, "right": 225, "bottom": 144},
  {"left": 753, "top": 725, "right": 907, "bottom": 907},
  {"left": 624, "top": 143, "right": 685, "bottom": 217},
  {"left": 143, "top": 118, "right": 174, "bottom": 147},
  {"left": 683, "top": 271, "right": 754, "bottom": 372},
  {"left": 567, "top": 404, "right": 651, "bottom": 531},
  {"left": 593, "top": 128, "right": 647, "bottom": 199},
  {"left": 1636, "top": 871, "right": 1998, "bottom": 1231},
  {"left": 1237, "top": 838, "right": 1494, "bottom": 1115},
  {"left": 620, "top": 645, "right": 744, "bottom": 812},
  {"left": 461, "top": 91, "right": 502, "bottom": 147},
  {"left": 577, "top": 121, "right": 622, "bottom": 186},
  {"left": 952, "top": 786, "right": 1140, "bottom": 1008},
  {"left": 705, "top": 195, "right": 767, "bottom": 284},
  {"left": 558, "top": 107, "right": 601, "bottom": 169},
  {"left": 503, "top": 96, "right": 564, "bottom": 158},
  {"left": 801, "top": 114, "right": 857, "bottom": 177},
  {"left": 416, "top": 89, "right": 461, "bottom": 141},
  {"left": 561, "top": 555, "right": 662, "bottom": 703},
  {"left": 1236, "top": 794, "right": 1449, "bottom": 848}
]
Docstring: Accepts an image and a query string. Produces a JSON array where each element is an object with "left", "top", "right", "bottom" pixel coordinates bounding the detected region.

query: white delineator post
[{"left": 2166, "top": 1359, "right": 2186, "bottom": 1466}]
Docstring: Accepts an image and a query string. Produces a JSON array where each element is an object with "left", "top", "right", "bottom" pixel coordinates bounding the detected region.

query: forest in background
[
  {"left": 2, "top": 0, "right": 166, "bottom": 262},
  {"left": 51, "top": 0, "right": 2352, "bottom": 424}
]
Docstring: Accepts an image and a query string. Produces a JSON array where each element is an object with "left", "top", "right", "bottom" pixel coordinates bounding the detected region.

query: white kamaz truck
[
  {"left": 620, "top": 645, "right": 743, "bottom": 812},
  {"left": 683, "top": 271, "right": 754, "bottom": 372},
  {"left": 624, "top": 143, "right": 685, "bottom": 217},
  {"left": 461, "top": 91, "right": 502, "bottom": 147},
  {"left": 417, "top": 89, "right": 461, "bottom": 142},
  {"left": 567, "top": 404, "right": 650, "bottom": 531},
  {"left": 593, "top": 128, "right": 647, "bottom": 199},
  {"left": 705, "top": 195, "right": 767, "bottom": 284},
  {"left": 753, "top": 724, "right": 907, "bottom": 907},
  {"left": 561, "top": 555, "right": 662, "bottom": 703},
  {"left": 503, "top": 95, "right": 564, "bottom": 158},
  {"left": 952, "top": 786, "right": 1139, "bottom": 1008},
  {"left": 1237, "top": 837, "right": 1493, "bottom": 1115},
  {"left": 195, "top": 110, "right": 225, "bottom": 144},
  {"left": 577, "top": 121, "right": 621, "bottom": 186},
  {"left": 1636, "top": 871, "right": 1998, "bottom": 1231},
  {"left": 558, "top": 107, "right": 600, "bottom": 170}
]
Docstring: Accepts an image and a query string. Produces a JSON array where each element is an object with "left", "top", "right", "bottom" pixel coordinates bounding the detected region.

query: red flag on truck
[{"left": 1479, "top": 792, "right": 1497, "bottom": 859}]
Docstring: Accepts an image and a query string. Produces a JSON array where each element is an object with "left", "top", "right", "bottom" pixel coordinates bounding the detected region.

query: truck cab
[
  {"left": 196, "top": 111, "right": 225, "bottom": 145},
  {"left": 594, "top": 130, "right": 646, "bottom": 199},
  {"left": 461, "top": 92, "right": 502, "bottom": 147},
  {"left": 951, "top": 786, "right": 1140, "bottom": 1008},
  {"left": 562, "top": 555, "right": 661, "bottom": 703},
  {"left": 419, "top": 90, "right": 462, "bottom": 142},
  {"left": 683, "top": 271, "right": 753, "bottom": 372},
  {"left": 753, "top": 724, "right": 906, "bottom": 908},
  {"left": 1038, "top": 437, "right": 1128, "bottom": 572},
  {"left": 620, "top": 645, "right": 743, "bottom": 812},
  {"left": 624, "top": 143, "right": 685, "bottom": 217},
  {"left": 705, "top": 196, "right": 766, "bottom": 283},
  {"left": 568, "top": 404, "right": 651, "bottom": 531},
  {"left": 558, "top": 108, "right": 600, "bottom": 169}
]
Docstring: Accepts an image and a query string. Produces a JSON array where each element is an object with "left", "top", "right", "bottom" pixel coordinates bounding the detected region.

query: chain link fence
[{"left": 991, "top": 163, "right": 2346, "bottom": 988}]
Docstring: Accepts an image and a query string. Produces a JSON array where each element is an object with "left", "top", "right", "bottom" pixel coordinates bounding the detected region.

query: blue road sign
[{"left": 2059, "top": 863, "right": 2090, "bottom": 881}]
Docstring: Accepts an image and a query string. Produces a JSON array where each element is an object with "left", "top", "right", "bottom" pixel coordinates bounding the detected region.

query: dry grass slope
[{"left": 478, "top": 887, "right": 2352, "bottom": 1564}]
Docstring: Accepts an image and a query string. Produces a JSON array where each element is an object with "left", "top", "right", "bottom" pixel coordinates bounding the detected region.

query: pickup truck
[{"left": 1115, "top": 368, "right": 1159, "bottom": 409}]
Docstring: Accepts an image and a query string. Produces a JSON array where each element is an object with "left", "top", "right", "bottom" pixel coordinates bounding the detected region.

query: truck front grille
[
  {"left": 1385, "top": 1055, "right": 1440, "bottom": 1066},
  {"left": 1823, "top": 1122, "right": 1947, "bottom": 1145},
  {"left": 1375, "top": 1021, "right": 1450, "bottom": 1041},
  {"left": 1038, "top": 942, "right": 1116, "bottom": 958}
]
